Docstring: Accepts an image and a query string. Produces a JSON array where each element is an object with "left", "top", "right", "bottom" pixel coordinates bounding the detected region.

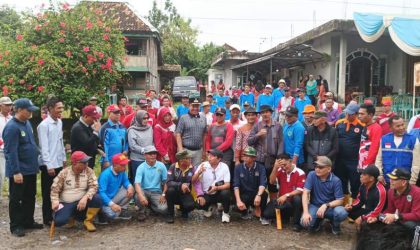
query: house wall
[{"left": 147, "top": 37, "right": 160, "bottom": 91}]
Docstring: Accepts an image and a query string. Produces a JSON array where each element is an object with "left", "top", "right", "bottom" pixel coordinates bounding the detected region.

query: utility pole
[
  {"left": 343, "top": 0, "right": 348, "bottom": 19},
  {"left": 290, "top": 24, "right": 294, "bottom": 38},
  {"left": 313, "top": 10, "right": 316, "bottom": 28}
]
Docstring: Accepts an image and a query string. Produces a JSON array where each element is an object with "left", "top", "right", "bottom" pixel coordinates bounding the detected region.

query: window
[{"left": 125, "top": 38, "right": 147, "bottom": 56}]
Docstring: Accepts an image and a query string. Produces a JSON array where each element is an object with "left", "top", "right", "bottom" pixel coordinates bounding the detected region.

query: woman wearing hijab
[
  {"left": 154, "top": 107, "right": 177, "bottom": 168},
  {"left": 127, "top": 110, "right": 154, "bottom": 184}
]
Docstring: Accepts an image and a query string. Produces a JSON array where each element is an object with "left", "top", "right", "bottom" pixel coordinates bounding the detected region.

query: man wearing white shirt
[
  {"left": 0, "top": 96, "right": 13, "bottom": 202},
  {"left": 201, "top": 101, "right": 214, "bottom": 128},
  {"left": 193, "top": 149, "right": 231, "bottom": 223},
  {"left": 37, "top": 97, "right": 66, "bottom": 225}
]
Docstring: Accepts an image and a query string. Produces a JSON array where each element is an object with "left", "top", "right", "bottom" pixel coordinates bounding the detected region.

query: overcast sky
[{"left": 2, "top": 0, "right": 420, "bottom": 52}]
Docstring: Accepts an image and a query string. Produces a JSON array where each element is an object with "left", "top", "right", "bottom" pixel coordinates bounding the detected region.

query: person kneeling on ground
[
  {"left": 50, "top": 151, "right": 102, "bottom": 232},
  {"left": 301, "top": 156, "right": 348, "bottom": 235},
  {"left": 345, "top": 165, "right": 386, "bottom": 230},
  {"left": 264, "top": 154, "right": 306, "bottom": 231},
  {"left": 233, "top": 147, "right": 269, "bottom": 225},
  {"left": 193, "top": 149, "right": 231, "bottom": 223},
  {"left": 98, "top": 153, "right": 134, "bottom": 222},
  {"left": 367, "top": 168, "right": 420, "bottom": 229},
  {"left": 166, "top": 150, "right": 196, "bottom": 223},
  {"left": 134, "top": 145, "right": 168, "bottom": 221}
]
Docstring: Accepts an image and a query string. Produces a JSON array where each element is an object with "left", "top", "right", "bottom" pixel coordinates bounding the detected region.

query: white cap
[
  {"left": 0, "top": 97, "right": 13, "bottom": 105},
  {"left": 265, "top": 84, "right": 273, "bottom": 89},
  {"left": 278, "top": 79, "right": 286, "bottom": 83},
  {"left": 230, "top": 104, "right": 241, "bottom": 111}
]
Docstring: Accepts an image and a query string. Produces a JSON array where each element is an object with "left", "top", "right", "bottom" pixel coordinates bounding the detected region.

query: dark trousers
[
  {"left": 263, "top": 195, "right": 303, "bottom": 226},
  {"left": 348, "top": 208, "right": 368, "bottom": 220},
  {"left": 9, "top": 174, "right": 37, "bottom": 232},
  {"left": 129, "top": 160, "right": 144, "bottom": 185},
  {"left": 40, "top": 166, "right": 63, "bottom": 224},
  {"left": 308, "top": 95, "right": 316, "bottom": 106},
  {"left": 258, "top": 156, "right": 277, "bottom": 193},
  {"left": 54, "top": 194, "right": 102, "bottom": 227},
  {"left": 238, "top": 191, "right": 268, "bottom": 215},
  {"left": 199, "top": 190, "right": 231, "bottom": 213},
  {"left": 334, "top": 159, "right": 360, "bottom": 198},
  {"left": 166, "top": 186, "right": 195, "bottom": 216},
  {"left": 87, "top": 156, "right": 96, "bottom": 169}
]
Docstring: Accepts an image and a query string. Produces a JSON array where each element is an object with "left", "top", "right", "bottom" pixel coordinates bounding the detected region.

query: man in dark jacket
[
  {"left": 305, "top": 111, "right": 338, "bottom": 171},
  {"left": 4, "top": 98, "right": 43, "bottom": 237},
  {"left": 70, "top": 105, "right": 101, "bottom": 169},
  {"left": 165, "top": 150, "right": 196, "bottom": 223}
]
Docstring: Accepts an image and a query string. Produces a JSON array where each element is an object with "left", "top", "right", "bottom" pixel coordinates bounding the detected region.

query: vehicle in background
[{"left": 172, "top": 76, "right": 200, "bottom": 101}]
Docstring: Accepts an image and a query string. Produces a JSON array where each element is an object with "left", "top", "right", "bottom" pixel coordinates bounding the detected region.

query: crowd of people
[{"left": 1, "top": 77, "right": 420, "bottom": 241}]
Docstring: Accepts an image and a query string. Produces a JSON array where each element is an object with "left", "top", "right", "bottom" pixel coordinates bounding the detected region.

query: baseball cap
[
  {"left": 302, "top": 105, "right": 316, "bottom": 114},
  {"left": 314, "top": 156, "right": 332, "bottom": 167},
  {"left": 324, "top": 92, "right": 334, "bottom": 97},
  {"left": 313, "top": 111, "right": 328, "bottom": 119},
  {"left": 82, "top": 105, "right": 101, "bottom": 119},
  {"left": 89, "top": 96, "right": 98, "bottom": 101},
  {"left": 361, "top": 165, "right": 380, "bottom": 179},
  {"left": 243, "top": 147, "right": 257, "bottom": 157},
  {"left": 181, "top": 95, "right": 189, "bottom": 99},
  {"left": 208, "top": 149, "right": 223, "bottom": 158},
  {"left": 285, "top": 106, "right": 298, "bottom": 116},
  {"left": 190, "top": 99, "right": 201, "bottom": 105},
  {"left": 0, "top": 96, "right": 13, "bottom": 105},
  {"left": 215, "top": 107, "right": 226, "bottom": 115},
  {"left": 71, "top": 151, "right": 91, "bottom": 163},
  {"left": 244, "top": 107, "right": 258, "bottom": 115},
  {"left": 207, "top": 93, "right": 213, "bottom": 97},
  {"left": 284, "top": 87, "right": 290, "bottom": 92},
  {"left": 387, "top": 168, "right": 410, "bottom": 180},
  {"left": 144, "top": 145, "right": 158, "bottom": 154},
  {"left": 137, "top": 98, "right": 148, "bottom": 107},
  {"left": 297, "top": 88, "right": 306, "bottom": 93},
  {"left": 107, "top": 104, "right": 120, "bottom": 113},
  {"left": 176, "top": 150, "right": 192, "bottom": 161},
  {"left": 265, "top": 84, "right": 273, "bottom": 89},
  {"left": 259, "top": 105, "right": 273, "bottom": 113},
  {"left": 230, "top": 104, "right": 241, "bottom": 111},
  {"left": 382, "top": 100, "right": 392, "bottom": 106},
  {"left": 112, "top": 153, "right": 130, "bottom": 165},
  {"left": 278, "top": 79, "right": 286, "bottom": 84},
  {"left": 344, "top": 103, "right": 360, "bottom": 115},
  {"left": 202, "top": 101, "right": 210, "bottom": 107},
  {"left": 14, "top": 98, "right": 39, "bottom": 112}
]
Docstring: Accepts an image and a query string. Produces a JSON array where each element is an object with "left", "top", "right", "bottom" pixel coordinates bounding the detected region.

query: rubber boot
[{"left": 84, "top": 208, "right": 100, "bottom": 232}]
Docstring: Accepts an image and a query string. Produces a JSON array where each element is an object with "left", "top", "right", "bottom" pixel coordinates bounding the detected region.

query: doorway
[{"left": 349, "top": 57, "right": 371, "bottom": 95}]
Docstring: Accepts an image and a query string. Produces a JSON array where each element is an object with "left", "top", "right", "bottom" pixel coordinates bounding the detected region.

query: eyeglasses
[
  {"left": 143, "top": 116, "right": 149, "bottom": 120},
  {"left": 215, "top": 113, "right": 224, "bottom": 116}
]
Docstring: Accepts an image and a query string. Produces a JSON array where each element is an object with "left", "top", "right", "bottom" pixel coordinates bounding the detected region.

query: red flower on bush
[
  {"left": 62, "top": 2, "right": 70, "bottom": 10},
  {"left": 103, "top": 34, "right": 109, "bottom": 41},
  {"left": 3, "top": 86, "right": 8, "bottom": 96},
  {"left": 19, "top": 79, "right": 25, "bottom": 85},
  {"left": 38, "top": 59, "right": 45, "bottom": 65},
  {"left": 105, "top": 27, "right": 111, "bottom": 33},
  {"left": 60, "top": 22, "right": 66, "bottom": 28},
  {"left": 83, "top": 47, "right": 90, "bottom": 52},
  {"left": 4, "top": 50, "right": 10, "bottom": 56},
  {"left": 95, "top": 9, "right": 102, "bottom": 15},
  {"left": 35, "top": 25, "right": 42, "bottom": 31},
  {"left": 16, "top": 34, "right": 23, "bottom": 41},
  {"left": 4, "top": 60, "right": 9, "bottom": 66},
  {"left": 8, "top": 78, "right": 13, "bottom": 84},
  {"left": 38, "top": 86, "right": 45, "bottom": 92},
  {"left": 58, "top": 37, "right": 65, "bottom": 43},
  {"left": 98, "top": 52, "right": 104, "bottom": 59},
  {"left": 82, "top": 67, "right": 88, "bottom": 73},
  {"left": 65, "top": 51, "right": 72, "bottom": 57},
  {"left": 86, "top": 21, "right": 93, "bottom": 29},
  {"left": 27, "top": 84, "right": 33, "bottom": 91},
  {"left": 60, "top": 30, "right": 65, "bottom": 35},
  {"left": 123, "top": 36, "right": 129, "bottom": 42}
]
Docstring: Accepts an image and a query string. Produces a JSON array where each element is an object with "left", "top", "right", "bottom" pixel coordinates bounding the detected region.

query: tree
[
  {"left": 0, "top": 6, "right": 23, "bottom": 40},
  {"left": 0, "top": 2, "right": 128, "bottom": 113},
  {"left": 148, "top": 0, "right": 224, "bottom": 82}
]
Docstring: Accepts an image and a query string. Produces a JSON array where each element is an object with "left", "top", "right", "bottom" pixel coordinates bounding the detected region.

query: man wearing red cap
[
  {"left": 70, "top": 105, "right": 102, "bottom": 169},
  {"left": 376, "top": 100, "right": 395, "bottom": 136},
  {"left": 50, "top": 151, "right": 102, "bottom": 232},
  {"left": 99, "top": 105, "right": 128, "bottom": 169},
  {"left": 98, "top": 153, "right": 134, "bottom": 221}
]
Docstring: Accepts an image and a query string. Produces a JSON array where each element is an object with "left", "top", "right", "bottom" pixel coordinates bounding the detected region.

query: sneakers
[
  {"left": 23, "top": 222, "right": 43, "bottom": 230},
  {"left": 260, "top": 217, "right": 270, "bottom": 225},
  {"left": 181, "top": 212, "right": 189, "bottom": 219},
  {"left": 96, "top": 213, "right": 109, "bottom": 225},
  {"left": 166, "top": 215, "right": 175, "bottom": 224},
  {"left": 332, "top": 225, "right": 342, "bottom": 235},
  {"left": 292, "top": 224, "right": 303, "bottom": 232},
  {"left": 222, "top": 212, "right": 230, "bottom": 223},
  {"left": 116, "top": 210, "right": 132, "bottom": 220},
  {"left": 137, "top": 212, "right": 146, "bottom": 222},
  {"left": 309, "top": 221, "right": 322, "bottom": 233},
  {"left": 203, "top": 205, "right": 215, "bottom": 218},
  {"left": 241, "top": 212, "right": 252, "bottom": 220},
  {"left": 11, "top": 227, "right": 25, "bottom": 237}
]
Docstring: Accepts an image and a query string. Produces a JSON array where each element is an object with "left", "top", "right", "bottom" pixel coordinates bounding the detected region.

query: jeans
[
  {"left": 199, "top": 190, "right": 231, "bottom": 213},
  {"left": 9, "top": 174, "right": 37, "bottom": 232},
  {"left": 129, "top": 160, "right": 144, "bottom": 185},
  {"left": 134, "top": 190, "right": 168, "bottom": 215},
  {"left": 166, "top": 186, "right": 195, "bottom": 216},
  {"left": 264, "top": 195, "right": 302, "bottom": 225},
  {"left": 54, "top": 194, "right": 102, "bottom": 227},
  {"left": 40, "top": 166, "right": 63, "bottom": 224},
  {"left": 101, "top": 187, "right": 131, "bottom": 219},
  {"left": 334, "top": 159, "right": 360, "bottom": 198},
  {"left": 301, "top": 204, "right": 348, "bottom": 229}
]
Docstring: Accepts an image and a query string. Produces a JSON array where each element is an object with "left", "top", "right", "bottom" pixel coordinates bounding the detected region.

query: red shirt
[
  {"left": 118, "top": 105, "right": 133, "bottom": 122},
  {"left": 358, "top": 123, "right": 382, "bottom": 170},
  {"left": 376, "top": 112, "right": 396, "bottom": 136},
  {"left": 276, "top": 167, "right": 306, "bottom": 197},
  {"left": 384, "top": 185, "right": 420, "bottom": 223}
]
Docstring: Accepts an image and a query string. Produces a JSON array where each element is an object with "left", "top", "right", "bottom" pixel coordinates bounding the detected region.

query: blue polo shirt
[
  {"left": 272, "top": 88, "right": 284, "bottom": 109},
  {"left": 256, "top": 94, "right": 274, "bottom": 111},
  {"left": 98, "top": 166, "right": 132, "bottom": 206},
  {"left": 295, "top": 97, "right": 312, "bottom": 121},
  {"left": 214, "top": 95, "right": 229, "bottom": 108},
  {"left": 304, "top": 171, "right": 343, "bottom": 206},
  {"left": 177, "top": 105, "right": 190, "bottom": 118},
  {"left": 135, "top": 161, "right": 167, "bottom": 192},
  {"left": 200, "top": 104, "right": 217, "bottom": 113},
  {"left": 233, "top": 162, "right": 267, "bottom": 194},
  {"left": 283, "top": 120, "right": 305, "bottom": 164},
  {"left": 239, "top": 93, "right": 255, "bottom": 111}
]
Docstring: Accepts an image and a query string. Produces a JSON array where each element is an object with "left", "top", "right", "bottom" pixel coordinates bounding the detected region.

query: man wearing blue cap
[{"left": 3, "top": 98, "right": 42, "bottom": 237}]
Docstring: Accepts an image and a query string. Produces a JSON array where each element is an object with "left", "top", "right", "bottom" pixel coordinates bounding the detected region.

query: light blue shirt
[
  {"left": 98, "top": 166, "right": 132, "bottom": 206},
  {"left": 135, "top": 160, "right": 167, "bottom": 192},
  {"left": 37, "top": 115, "right": 66, "bottom": 169}
]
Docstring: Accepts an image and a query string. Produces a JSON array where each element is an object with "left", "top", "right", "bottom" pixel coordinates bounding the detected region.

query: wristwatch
[
  {"left": 286, "top": 193, "right": 290, "bottom": 198},
  {"left": 162, "top": 193, "right": 166, "bottom": 197},
  {"left": 325, "top": 203, "right": 330, "bottom": 208},
  {"left": 394, "top": 213, "right": 399, "bottom": 221}
]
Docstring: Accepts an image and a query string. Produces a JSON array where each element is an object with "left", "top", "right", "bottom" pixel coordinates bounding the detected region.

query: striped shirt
[{"left": 175, "top": 112, "right": 207, "bottom": 150}]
